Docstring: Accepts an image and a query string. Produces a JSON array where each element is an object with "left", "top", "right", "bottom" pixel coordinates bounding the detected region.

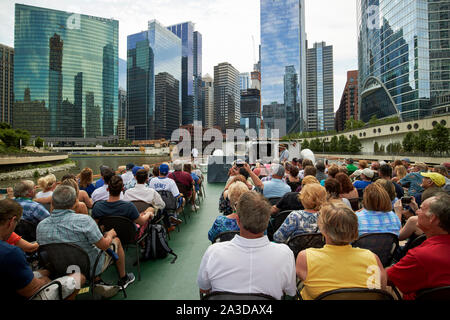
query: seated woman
[
  {"left": 286, "top": 166, "right": 301, "bottom": 192},
  {"left": 335, "top": 173, "right": 359, "bottom": 200},
  {"left": 296, "top": 201, "right": 387, "bottom": 300},
  {"left": 374, "top": 179, "right": 397, "bottom": 210},
  {"left": 356, "top": 183, "right": 402, "bottom": 237},
  {"left": 36, "top": 174, "right": 56, "bottom": 199},
  {"left": 294, "top": 175, "right": 320, "bottom": 193},
  {"left": 208, "top": 181, "right": 249, "bottom": 242},
  {"left": 59, "top": 179, "right": 89, "bottom": 215},
  {"left": 324, "top": 178, "right": 352, "bottom": 209},
  {"left": 78, "top": 167, "right": 96, "bottom": 198},
  {"left": 273, "top": 183, "right": 327, "bottom": 243}
]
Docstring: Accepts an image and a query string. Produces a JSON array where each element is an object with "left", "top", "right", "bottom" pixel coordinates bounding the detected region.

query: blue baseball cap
[
  {"left": 126, "top": 163, "right": 135, "bottom": 170},
  {"left": 132, "top": 166, "right": 145, "bottom": 176},
  {"left": 159, "top": 164, "right": 169, "bottom": 175}
]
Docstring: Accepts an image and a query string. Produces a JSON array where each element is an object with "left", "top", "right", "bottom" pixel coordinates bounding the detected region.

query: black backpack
[
  {"left": 143, "top": 224, "right": 177, "bottom": 263},
  {"left": 158, "top": 190, "right": 177, "bottom": 211}
]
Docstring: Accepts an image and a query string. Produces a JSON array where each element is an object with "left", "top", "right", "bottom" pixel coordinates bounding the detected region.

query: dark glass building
[
  {"left": 358, "top": 0, "right": 450, "bottom": 122},
  {"left": 240, "top": 88, "right": 261, "bottom": 134},
  {"left": 155, "top": 72, "right": 180, "bottom": 140},
  {"left": 0, "top": 44, "right": 14, "bottom": 125},
  {"left": 167, "top": 22, "right": 202, "bottom": 126},
  {"left": 260, "top": 0, "right": 307, "bottom": 133},
  {"left": 13, "top": 4, "right": 118, "bottom": 140},
  {"left": 127, "top": 20, "right": 181, "bottom": 141}
]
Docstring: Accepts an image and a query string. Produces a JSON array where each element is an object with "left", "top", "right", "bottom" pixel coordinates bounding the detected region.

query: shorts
[{"left": 31, "top": 275, "right": 78, "bottom": 300}]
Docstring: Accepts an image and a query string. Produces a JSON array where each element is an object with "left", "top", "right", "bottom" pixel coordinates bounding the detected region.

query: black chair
[
  {"left": 416, "top": 286, "right": 450, "bottom": 300},
  {"left": 29, "top": 280, "right": 63, "bottom": 300},
  {"left": 201, "top": 291, "right": 277, "bottom": 300},
  {"left": 38, "top": 242, "right": 125, "bottom": 299},
  {"left": 347, "top": 198, "right": 360, "bottom": 211},
  {"left": 131, "top": 201, "right": 164, "bottom": 226},
  {"left": 98, "top": 216, "right": 147, "bottom": 281},
  {"left": 352, "top": 233, "right": 399, "bottom": 267},
  {"left": 212, "top": 230, "right": 240, "bottom": 244},
  {"left": 315, "top": 288, "right": 394, "bottom": 300},
  {"left": 267, "top": 210, "right": 292, "bottom": 241},
  {"left": 405, "top": 234, "right": 427, "bottom": 251},
  {"left": 267, "top": 197, "right": 282, "bottom": 205},
  {"left": 15, "top": 219, "right": 37, "bottom": 242},
  {"left": 286, "top": 233, "right": 325, "bottom": 259}
]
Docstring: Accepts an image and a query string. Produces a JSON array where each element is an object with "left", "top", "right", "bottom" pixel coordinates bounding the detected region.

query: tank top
[{"left": 301, "top": 244, "right": 380, "bottom": 300}]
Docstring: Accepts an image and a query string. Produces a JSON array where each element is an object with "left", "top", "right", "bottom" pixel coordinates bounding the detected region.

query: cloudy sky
[{"left": 0, "top": 0, "right": 358, "bottom": 110}]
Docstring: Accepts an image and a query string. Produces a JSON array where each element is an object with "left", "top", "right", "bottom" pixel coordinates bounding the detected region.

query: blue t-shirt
[
  {"left": 95, "top": 178, "right": 105, "bottom": 189},
  {"left": 0, "top": 241, "right": 34, "bottom": 300},
  {"left": 92, "top": 200, "right": 140, "bottom": 222},
  {"left": 353, "top": 180, "right": 372, "bottom": 190}
]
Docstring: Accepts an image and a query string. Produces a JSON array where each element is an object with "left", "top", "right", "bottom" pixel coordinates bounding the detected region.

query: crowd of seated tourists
[
  {"left": 1, "top": 161, "right": 204, "bottom": 300},
  {"left": 204, "top": 156, "right": 450, "bottom": 300}
]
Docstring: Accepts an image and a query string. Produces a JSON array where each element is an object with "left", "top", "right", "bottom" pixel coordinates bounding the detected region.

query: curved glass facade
[
  {"left": 260, "top": 0, "right": 307, "bottom": 132},
  {"left": 13, "top": 4, "right": 118, "bottom": 138},
  {"left": 358, "top": 0, "right": 450, "bottom": 122}
]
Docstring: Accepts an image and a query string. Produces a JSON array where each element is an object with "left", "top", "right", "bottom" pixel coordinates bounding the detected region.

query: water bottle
[{"left": 106, "top": 248, "right": 119, "bottom": 261}]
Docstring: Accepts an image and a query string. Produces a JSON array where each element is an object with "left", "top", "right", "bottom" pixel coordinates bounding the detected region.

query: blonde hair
[
  {"left": 228, "top": 181, "right": 251, "bottom": 210},
  {"left": 318, "top": 201, "right": 359, "bottom": 245},
  {"left": 394, "top": 165, "right": 407, "bottom": 180},
  {"left": 359, "top": 160, "right": 369, "bottom": 169},
  {"left": 300, "top": 183, "right": 327, "bottom": 211},
  {"left": 301, "top": 175, "right": 320, "bottom": 186},
  {"left": 37, "top": 174, "right": 56, "bottom": 191}
]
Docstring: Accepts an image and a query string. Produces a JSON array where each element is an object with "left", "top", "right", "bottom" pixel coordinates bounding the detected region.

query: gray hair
[
  {"left": 428, "top": 193, "right": 450, "bottom": 233},
  {"left": 52, "top": 185, "right": 77, "bottom": 210},
  {"left": 173, "top": 160, "right": 183, "bottom": 171},
  {"left": 236, "top": 191, "right": 271, "bottom": 234},
  {"left": 14, "top": 180, "right": 35, "bottom": 198},
  {"left": 271, "top": 164, "right": 285, "bottom": 177}
]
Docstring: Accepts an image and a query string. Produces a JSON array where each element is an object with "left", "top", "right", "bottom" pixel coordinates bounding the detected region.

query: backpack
[
  {"left": 143, "top": 224, "right": 177, "bottom": 263},
  {"left": 158, "top": 190, "right": 177, "bottom": 211}
]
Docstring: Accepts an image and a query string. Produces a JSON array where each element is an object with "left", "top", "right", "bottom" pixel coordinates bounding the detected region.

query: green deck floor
[{"left": 93, "top": 180, "right": 225, "bottom": 300}]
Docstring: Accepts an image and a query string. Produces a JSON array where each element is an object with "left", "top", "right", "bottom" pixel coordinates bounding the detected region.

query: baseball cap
[
  {"left": 159, "top": 163, "right": 169, "bottom": 175},
  {"left": 126, "top": 163, "right": 135, "bottom": 170},
  {"left": 362, "top": 168, "right": 374, "bottom": 179},
  {"left": 132, "top": 166, "right": 145, "bottom": 176},
  {"left": 401, "top": 158, "right": 411, "bottom": 163},
  {"left": 421, "top": 172, "right": 446, "bottom": 187}
]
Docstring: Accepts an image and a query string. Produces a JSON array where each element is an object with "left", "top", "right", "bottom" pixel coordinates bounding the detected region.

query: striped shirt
[
  {"left": 356, "top": 208, "right": 401, "bottom": 237},
  {"left": 15, "top": 198, "right": 50, "bottom": 225},
  {"left": 36, "top": 209, "right": 105, "bottom": 276}
]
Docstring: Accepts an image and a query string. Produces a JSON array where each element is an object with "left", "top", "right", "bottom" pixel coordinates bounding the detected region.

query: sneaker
[
  {"left": 169, "top": 216, "right": 183, "bottom": 225},
  {"left": 118, "top": 273, "right": 135, "bottom": 289},
  {"left": 94, "top": 281, "right": 120, "bottom": 298},
  {"left": 191, "top": 205, "right": 200, "bottom": 211}
]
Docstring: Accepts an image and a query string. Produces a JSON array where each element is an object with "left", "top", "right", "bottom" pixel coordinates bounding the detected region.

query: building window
[
  {"left": 414, "top": 124, "right": 419, "bottom": 129},
  {"left": 441, "top": 120, "right": 447, "bottom": 126},
  {"left": 432, "top": 121, "right": 438, "bottom": 127},
  {"left": 407, "top": 124, "right": 412, "bottom": 130},
  {"left": 395, "top": 126, "right": 400, "bottom": 131}
]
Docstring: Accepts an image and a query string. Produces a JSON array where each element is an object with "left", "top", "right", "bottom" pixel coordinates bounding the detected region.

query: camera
[{"left": 401, "top": 196, "right": 412, "bottom": 209}]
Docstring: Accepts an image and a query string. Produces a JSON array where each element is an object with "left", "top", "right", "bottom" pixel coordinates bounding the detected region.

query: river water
[{"left": 0, "top": 155, "right": 170, "bottom": 189}]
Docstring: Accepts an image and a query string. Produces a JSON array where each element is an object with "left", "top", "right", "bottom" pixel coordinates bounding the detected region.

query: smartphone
[{"left": 401, "top": 196, "right": 412, "bottom": 209}]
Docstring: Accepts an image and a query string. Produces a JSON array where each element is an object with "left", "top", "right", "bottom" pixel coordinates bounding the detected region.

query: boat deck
[{"left": 81, "top": 179, "right": 225, "bottom": 300}]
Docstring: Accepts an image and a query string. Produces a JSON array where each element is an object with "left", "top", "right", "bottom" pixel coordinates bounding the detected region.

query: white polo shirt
[
  {"left": 91, "top": 185, "right": 124, "bottom": 203},
  {"left": 197, "top": 235, "right": 297, "bottom": 299},
  {"left": 123, "top": 184, "right": 166, "bottom": 210}
]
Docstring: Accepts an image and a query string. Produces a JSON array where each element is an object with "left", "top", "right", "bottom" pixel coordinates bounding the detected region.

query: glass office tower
[
  {"left": 13, "top": 4, "right": 118, "bottom": 139},
  {"left": 358, "top": 0, "right": 450, "bottom": 122},
  {"left": 127, "top": 20, "right": 181, "bottom": 141},
  {"left": 260, "top": 0, "right": 307, "bottom": 133},
  {"left": 167, "top": 22, "right": 202, "bottom": 126}
]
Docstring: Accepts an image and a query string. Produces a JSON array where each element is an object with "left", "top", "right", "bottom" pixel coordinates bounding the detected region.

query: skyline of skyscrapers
[
  {"left": 126, "top": 20, "right": 181, "bottom": 141},
  {"left": 13, "top": 4, "right": 119, "bottom": 141},
  {"left": 306, "top": 41, "right": 334, "bottom": 132},
  {"left": 260, "top": 0, "right": 307, "bottom": 134}
]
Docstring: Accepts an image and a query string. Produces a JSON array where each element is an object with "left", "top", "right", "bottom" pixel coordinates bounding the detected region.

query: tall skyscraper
[
  {"left": 335, "top": 71, "right": 359, "bottom": 132},
  {"left": 167, "top": 22, "right": 202, "bottom": 126},
  {"left": 357, "top": 0, "right": 450, "bottom": 122},
  {"left": 155, "top": 72, "right": 180, "bottom": 140},
  {"left": 306, "top": 42, "right": 334, "bottom": 132},
  {"left": 201, "top": 74, "right": 214, "bottom": 129},
  {"left": 240, "top": 88, "right": 261, "bottom": 134},
  {"left": 118, "top": 88, "right": 127, "bottom": 140},
  {"left": 214, "top": 62, "right": 240, "bottom": 132},
  {"left": 0, "top": 44, "right": 14, "bottom": 125},
  {"left": 260, "top": 0, "right": 307, "bottom": 133},
  {"left": 13, "top": 4, "right": 118, "bottom": 140},
  {"left": 127, "top": 20, "right": 181, "bottom": 141}
]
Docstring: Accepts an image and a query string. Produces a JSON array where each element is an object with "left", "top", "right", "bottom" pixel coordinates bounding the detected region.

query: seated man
[
  {"left": 37, "top": 185, "right": 135, "bottom": 298},
  {"left": 414, "top": 172, "right": 446, "bottom": 207},
  {"left": 387, "top": 193, "right": 450, "bottom": 300},
  {"left": 0, "top": 198, "right": 85, "bottom": 300},
  {"left": 93, "top": 175, "right": 155, "bottom": 238},
  {"left": 124, "top": 169, "right": 166, "bottom": 211},
  {"left": 169, "top": 160, "right": 197, "bottom": 211},
  {"left": 399, "top": 162, "right": 428, "bottom": 197},
  {"left": 91, "top": 167, "right": 123, "bottom": 203},
  {"left": 270, "top": 192, "right": 304, "bottom": 215},
  {"left": 124, "top": 166, "right": 144, "bottom": 191},
  {"left": 197, "top": 191, "right": 297, "bottom": 300},
  {"left": 13, "top": 180, "right": 50, "bottom": 225},
  {"left": 353, "top": 168, "right": 374, "bottom": 190},
  {"left": 260, "top": 164, "right": 291, "bottom": 199},
  {"left": 149, "top": 164, "right": 184, "bottom": 217},
  {"left": 121, "top": 163, "right": 135, "bottom": 186}
]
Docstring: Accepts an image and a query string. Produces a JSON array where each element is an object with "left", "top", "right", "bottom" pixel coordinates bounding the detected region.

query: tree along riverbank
[{"left": 0, "top": 160, "right": 76, "bottom": 181}]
